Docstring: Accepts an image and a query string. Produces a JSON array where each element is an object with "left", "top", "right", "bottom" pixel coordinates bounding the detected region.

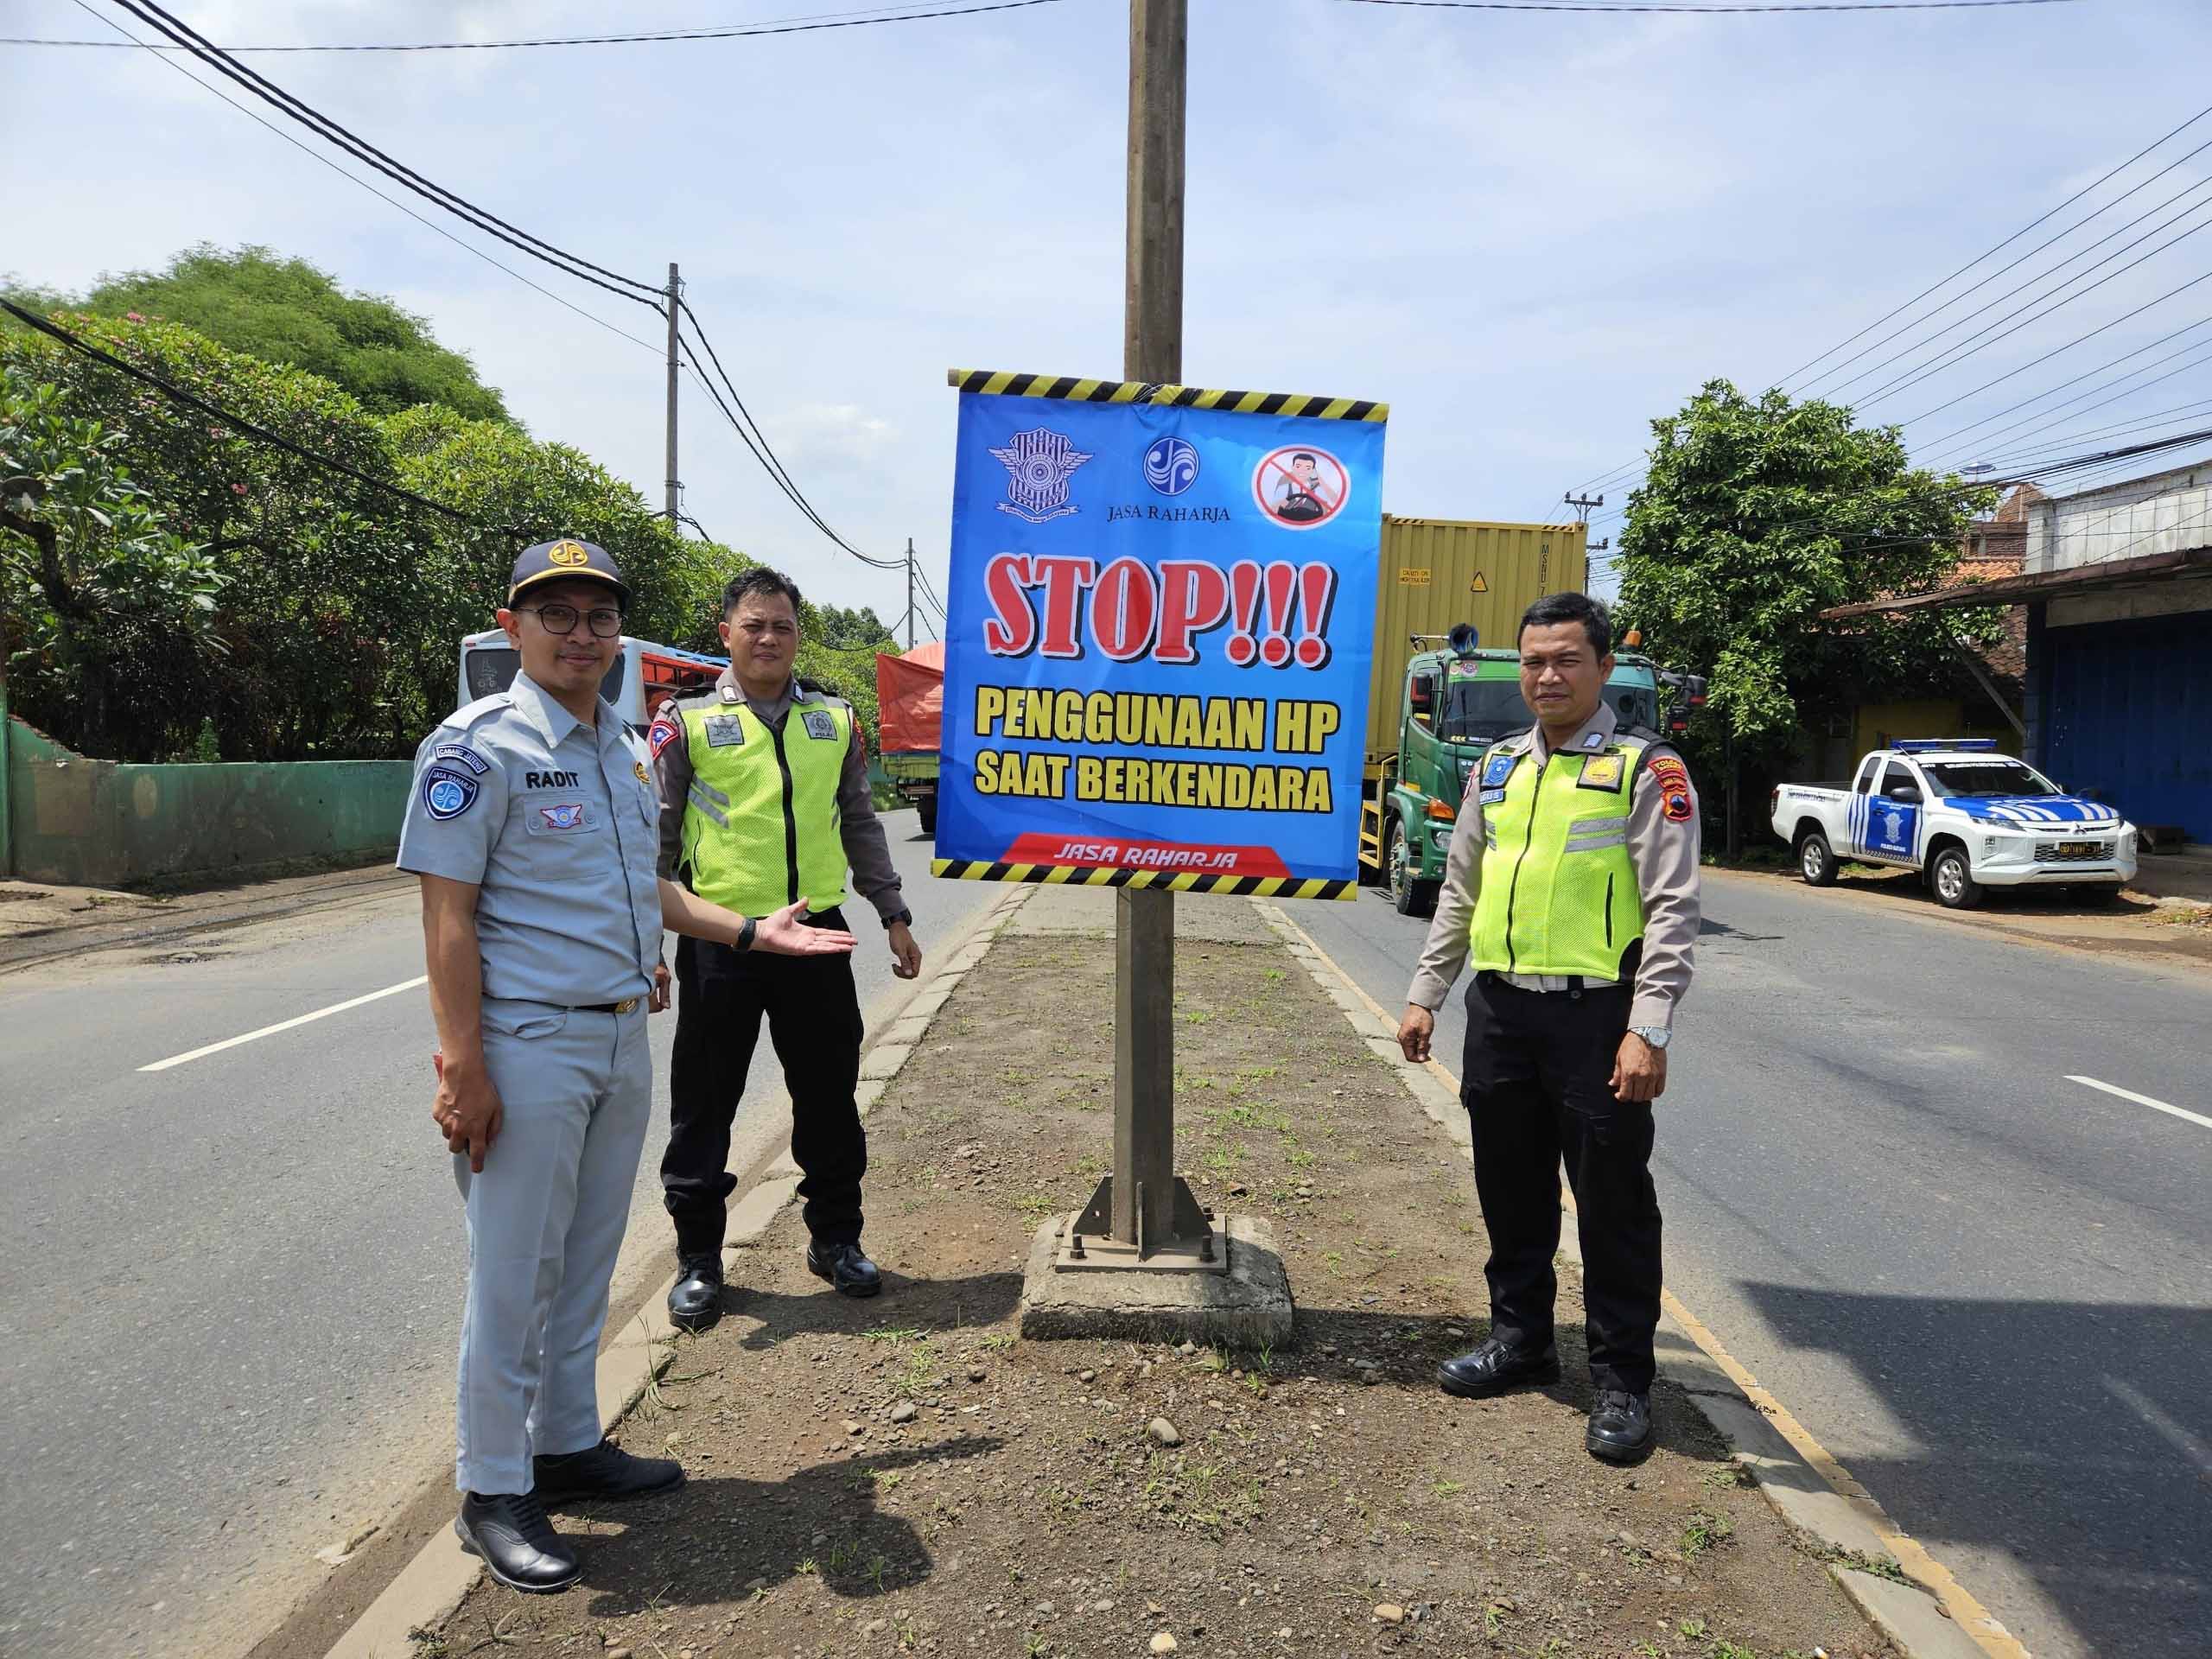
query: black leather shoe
[
  {"left": 533, "top": 1437, "right": 685, "bottom": 1505},
  {"left": 667, "top": 1253, "right": 724, "bottom": 1332},
  {"left": 1586, "top": 1389, "right": 1653, "bottom": 1464},
  {"left": 1436, "top": 1336, "right": 1562, "bottom": 1399},
  {"left": 454, "top": 1491, "right": 581, "bottom": 1593},
  {"left": 807, "top": 1239, "right": 882, "bottom": 1298}
]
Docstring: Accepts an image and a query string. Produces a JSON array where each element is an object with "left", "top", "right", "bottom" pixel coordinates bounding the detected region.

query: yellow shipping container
[{"left": 1364, "top": 516, "right": 1588, "bottom": 762}]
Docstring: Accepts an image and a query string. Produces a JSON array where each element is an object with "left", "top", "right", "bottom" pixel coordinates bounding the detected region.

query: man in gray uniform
[{"left": 401, "top": 539, "right": 856, "bottom": 1592}]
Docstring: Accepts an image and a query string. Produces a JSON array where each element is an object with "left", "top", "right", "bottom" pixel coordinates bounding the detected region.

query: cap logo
[{"left": 548, "top": 541, "right": 590, "bottom": 567}]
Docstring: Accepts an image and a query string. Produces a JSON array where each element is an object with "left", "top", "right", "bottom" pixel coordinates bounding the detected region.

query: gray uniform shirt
[
  {"left": 1406, "top": 702, "right": 1700, "bottom": 1031},
  {"left": 397, "top": 671, "right": 663, "bottom": 1005},
  {"left": 650, "top": 668, "right": 906, "bottom": 923}
]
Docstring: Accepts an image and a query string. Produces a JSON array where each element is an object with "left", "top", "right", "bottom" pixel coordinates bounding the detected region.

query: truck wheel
[
  {"left": 1929, "top": 847, "right": 1982, "bottom": 910},
  {"left": 1386, "top": 817, "right": 1437, "bottom": 918},
  {"left": 1798, "top": 830, "right": 1839, "bottom": 887},
  {"left": 917, "top": 793, "right": 938, "bottom": 837}
]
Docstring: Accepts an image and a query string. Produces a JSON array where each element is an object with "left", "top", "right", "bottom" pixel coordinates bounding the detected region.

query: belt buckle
[{"left": 613, "top": 996, "right": 639, "bottom": 1015}]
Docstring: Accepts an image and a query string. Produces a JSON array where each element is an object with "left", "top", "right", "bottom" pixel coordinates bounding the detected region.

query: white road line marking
[
  {"left": 138, "top": 976, "right": 428, "bottom": 1072},
  {"left": 2066, "top": 1074, "right": 2212, "bottom": 1132},
  {"left": 2104, "top": 1376, "right": 2212, "bottom": 1480}
]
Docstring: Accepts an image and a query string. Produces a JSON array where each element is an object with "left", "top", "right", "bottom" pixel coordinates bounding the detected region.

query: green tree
[
  {"left": 2, "top": 314, "right": 427, "bottom": 760},
  {"left": 81, "top": 245, "right": 510, "bottom": 422},
  {"left": 817, "top": 602, "right": 897, "bottom": 650},
  {"left": 1, "top": 373, "right": 228, "bottom": 758},
  {"left": 1615, "top": 379, "right": 1996, "bottom": 855}
]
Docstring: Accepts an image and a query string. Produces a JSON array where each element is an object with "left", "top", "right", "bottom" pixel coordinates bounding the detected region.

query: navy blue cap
[{"left": 508, "top": 538, "right": 631, "bottom": 607}]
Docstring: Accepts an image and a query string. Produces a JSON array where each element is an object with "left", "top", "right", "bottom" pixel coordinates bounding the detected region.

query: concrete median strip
[
  {"left": 318, "top": 886, "right": 1030, "bottom": 1659},
  {"left": 1255, "top": 898, "right": 2025, "bottom": 1659}
]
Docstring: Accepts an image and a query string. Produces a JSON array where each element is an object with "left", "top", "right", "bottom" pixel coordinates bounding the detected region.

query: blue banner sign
[{"left": 932, "top": 371, "right": 1387, "bottom": 897}]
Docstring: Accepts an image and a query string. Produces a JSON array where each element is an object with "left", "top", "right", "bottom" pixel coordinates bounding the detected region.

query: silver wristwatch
[{"left": 1628, "top": 1025, "right": 1671, "bottom": 1051}]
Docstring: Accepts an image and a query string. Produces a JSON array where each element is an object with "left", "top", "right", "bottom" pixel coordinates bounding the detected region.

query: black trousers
[
  {"left": 661, "top": 906, "right": 867, "bottom": 1257},
  {"left": 1460, "top": 971, "right": 1662, "bottom": 1394}
]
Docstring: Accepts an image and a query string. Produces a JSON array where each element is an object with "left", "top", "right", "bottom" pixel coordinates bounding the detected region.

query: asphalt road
[
  {"left": 0, "top": 814, "right": 990, "bottom": 1659},
  {"left": 1296, "top": 868, "right": 2211, "bottom": 1659}
]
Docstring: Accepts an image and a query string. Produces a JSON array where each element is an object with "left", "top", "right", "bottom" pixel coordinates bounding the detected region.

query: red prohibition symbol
[{"left": 1252, "top": 445, "right": 1350, "bottom": 531}]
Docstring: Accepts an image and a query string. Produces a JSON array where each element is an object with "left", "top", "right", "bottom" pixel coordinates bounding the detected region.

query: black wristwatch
[
  {"left": 883, "top": 907, "right": 913, "bottom": 930},
  {"left": 735, "top": 915, "right": 758, "bottom": 953}
]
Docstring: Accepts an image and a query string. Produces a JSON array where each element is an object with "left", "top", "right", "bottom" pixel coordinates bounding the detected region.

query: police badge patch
[
  {"left": 421, "top": 764, "right": 480, "bottom": 821},
  {"left": 702, "top": 715, "right": 745, "bottom": 747},
  {"left": 801, "top": 709, "right": 838, "bottom": 741},
  {"left": 1480, "top": 749, "right": 1517, "bottom": 790}
]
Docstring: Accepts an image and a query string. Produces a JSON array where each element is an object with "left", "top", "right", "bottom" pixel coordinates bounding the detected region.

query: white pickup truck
[{"left": 1770, "top": 740, "right": 2139, "bottom": 908}]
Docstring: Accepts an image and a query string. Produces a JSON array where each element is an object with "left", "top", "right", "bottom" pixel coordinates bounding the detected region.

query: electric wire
[
  {"left": 66, "top": 0, "right": 663, "bottom": 355},
  {"left": 16, "top": 0, "right": 1069, "bottom": 52},
  {"left": 108, "top": 0, "right": 667, "bottom": 309}
]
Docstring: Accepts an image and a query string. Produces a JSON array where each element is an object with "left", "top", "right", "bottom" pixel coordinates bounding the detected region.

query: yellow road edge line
[{"left": 1260, "top": 902, "right": 2031, "bottom": 1659}]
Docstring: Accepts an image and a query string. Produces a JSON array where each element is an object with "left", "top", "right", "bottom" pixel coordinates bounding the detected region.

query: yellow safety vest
[
  {"left": 1469, "top": 735, "right": 1648, "bottom": 981},
  {"left": 677, "top": 689, "right": 851, "bottom": 921}
]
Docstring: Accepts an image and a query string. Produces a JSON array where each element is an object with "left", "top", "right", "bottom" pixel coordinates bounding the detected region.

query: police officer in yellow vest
[
  {"left": 1398, "top": 593, "right": 1700, "bottom": 1465},
  {"left": 651, "top": 568, "right": 923, "bottom": 1328}
]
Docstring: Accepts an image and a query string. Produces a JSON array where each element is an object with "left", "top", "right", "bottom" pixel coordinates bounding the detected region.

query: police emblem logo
[
  {"left": 1577, "top": 753, "right": 1625, "bottom": 792},
  {"left": 538, "top": 802, "right": 587, "bottom": 831},
  {"left": 547, "top": 540, "right": 590, "bottom": 567},
  {"left": 421, "top": 764, "right": 480, "bottom": 821},
  {"left": 702, "top": 714, "right": 745, "bottom": 747},
  {"left": 989, "top": 427, "right": 1093, "bottom": 524},
  {"left": 801, "top": 709, "right": 838, "bottom": 741},
  {"left": 1480, "top": 750, "right": 1517, "bottom": 789},
  {"left": 633, "top": 760, "right": 651, "bottom": 785},
  {"left": 1143, "top": 435, "right": 1200, "bottom": 498}
]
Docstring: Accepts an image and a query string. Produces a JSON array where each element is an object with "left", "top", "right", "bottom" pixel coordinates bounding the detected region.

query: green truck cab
[{"left": 1358, "top": 633, "right": 1670, "bottom": 917}]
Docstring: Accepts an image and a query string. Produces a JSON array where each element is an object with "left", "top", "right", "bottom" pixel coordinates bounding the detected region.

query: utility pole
[
  {"left": 1106, "top": 0, "right": 1203, "bottom": 1262},
  {"left": 906, "top": 538, "right": 917, "bottom": 649},
  {"left": 1563, "top": 493, "right": 1603, "bottom": 594},
  {"left": 664, "top": 263, "right": 682, "bottom": 522}
]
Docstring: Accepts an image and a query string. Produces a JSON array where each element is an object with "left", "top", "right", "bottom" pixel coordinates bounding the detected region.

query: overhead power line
[
  {"left": 2, "top": 301, "right": 502, "bottom": 531},
  {"left": 107, "top": 0, "right": 665, "bottom": 308},
  {"left": 1338, "top": 0, "right": 2078, "bottom": 11},
  {"left": 16, "top": 0, "right": 1067, "bottom": 52},
  {"left": 67, "top": 0, "right": 663, "bottom": 355}
]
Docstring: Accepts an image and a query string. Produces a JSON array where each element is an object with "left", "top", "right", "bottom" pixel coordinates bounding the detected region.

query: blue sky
[{"left": 6, "top": 0, "right": 2209, "bottom": 620}]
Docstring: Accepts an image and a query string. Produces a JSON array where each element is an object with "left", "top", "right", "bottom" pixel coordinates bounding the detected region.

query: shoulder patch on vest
[
  {"left": 1479, "top": 748, "right": 1517, "bottom": 790},
  {"left": 647, "top": 707, "right": 683, "bottom": 758},
  {"left": 800, "top": 708, "right": 838, "bottom": 741}
]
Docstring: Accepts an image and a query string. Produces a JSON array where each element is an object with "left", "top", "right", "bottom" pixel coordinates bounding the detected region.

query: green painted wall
[{"left": 4, "top": 716, "right": 411, "bottom": 887}]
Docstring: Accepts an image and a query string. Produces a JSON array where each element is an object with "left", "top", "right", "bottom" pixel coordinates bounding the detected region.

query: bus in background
[{"left": 456, "top": 629, "right": 728, "bottom": 731}]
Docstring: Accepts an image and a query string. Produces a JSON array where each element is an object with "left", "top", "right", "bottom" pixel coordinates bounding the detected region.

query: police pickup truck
[{"left": 1770, "top": 740, "right": 2139, "bottom": 908}]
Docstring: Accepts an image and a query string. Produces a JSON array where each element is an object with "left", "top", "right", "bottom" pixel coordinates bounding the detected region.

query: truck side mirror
[
  {"left": 1887, "top": 785, "right": 1922, "bottom": 804},
  {"left": 1685, "top": 675, "right": 1708, "bottom": 708}
]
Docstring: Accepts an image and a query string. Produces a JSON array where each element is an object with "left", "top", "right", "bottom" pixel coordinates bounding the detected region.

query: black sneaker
[
  {"left": 532, "top": 1438, "right": 685, "bottom": 1505},
  {"left": 454, "top": 1491, "right": 581, "bottom": 1593}
]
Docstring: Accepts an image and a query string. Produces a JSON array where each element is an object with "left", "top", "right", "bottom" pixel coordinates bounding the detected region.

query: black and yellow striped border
[
  {"left": 950, "top": 369, "right": 1387, "bottom": 424},
  {"left": 933, "top": 859, "right": 1355, "bottom": 899}
]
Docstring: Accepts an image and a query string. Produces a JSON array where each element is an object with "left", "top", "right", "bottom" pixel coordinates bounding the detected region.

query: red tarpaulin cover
[{"left": 875, "top": 641, "right": 944, "bottom": 754}]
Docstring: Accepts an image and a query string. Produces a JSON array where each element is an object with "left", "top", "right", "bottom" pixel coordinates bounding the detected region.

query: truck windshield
[
  {"left": 1440, "top": 680, "right": 1529, "bottom": 743},
  {"left": 1921, "top": 760, "right": 2058, "bottom": 798}
]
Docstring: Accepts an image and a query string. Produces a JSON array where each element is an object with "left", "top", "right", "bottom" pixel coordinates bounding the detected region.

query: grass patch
[{"left": 1681, "top": 1510, "right": 1735, "bottom": 1560}]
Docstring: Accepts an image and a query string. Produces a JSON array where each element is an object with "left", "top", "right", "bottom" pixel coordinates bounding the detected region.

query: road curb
[
  {"left": 1254, "top": 899, "right": 2024, "bottom": 1659},
  {"left": 319, "top": 883, "right": 1032, "bottom": 1659}
]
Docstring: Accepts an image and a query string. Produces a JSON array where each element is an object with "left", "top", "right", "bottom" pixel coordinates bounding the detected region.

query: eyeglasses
[{"left": 518, "top": 603, "right": 624, "bottom": 638}]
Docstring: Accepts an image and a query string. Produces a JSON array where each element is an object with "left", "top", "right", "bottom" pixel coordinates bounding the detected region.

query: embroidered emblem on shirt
[
  {"left": 1480, "top": 750, "right": 1516, "bottom": 789},
  {"left": 633, "top": 760, "right": 651, "bottom": 785},
  {"left": 421, "top": 766, "right": 479, "bottom": 821},
  {"left": 801, "top": 709, "right": 837, "bottom": 741},
  {"left": 431, "top": 742, "right": 490, "bottom": 776},
  {"left": 703, "top": 715, "right": 745, "bottom": 747},
  {"left": 538, "top": 802, "right": 588, "bottom": 831}
]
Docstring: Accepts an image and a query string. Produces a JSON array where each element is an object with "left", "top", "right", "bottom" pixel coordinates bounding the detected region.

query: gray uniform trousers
[{"left": 451, "top": 998, "right": 652, "bottom": 1496}]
